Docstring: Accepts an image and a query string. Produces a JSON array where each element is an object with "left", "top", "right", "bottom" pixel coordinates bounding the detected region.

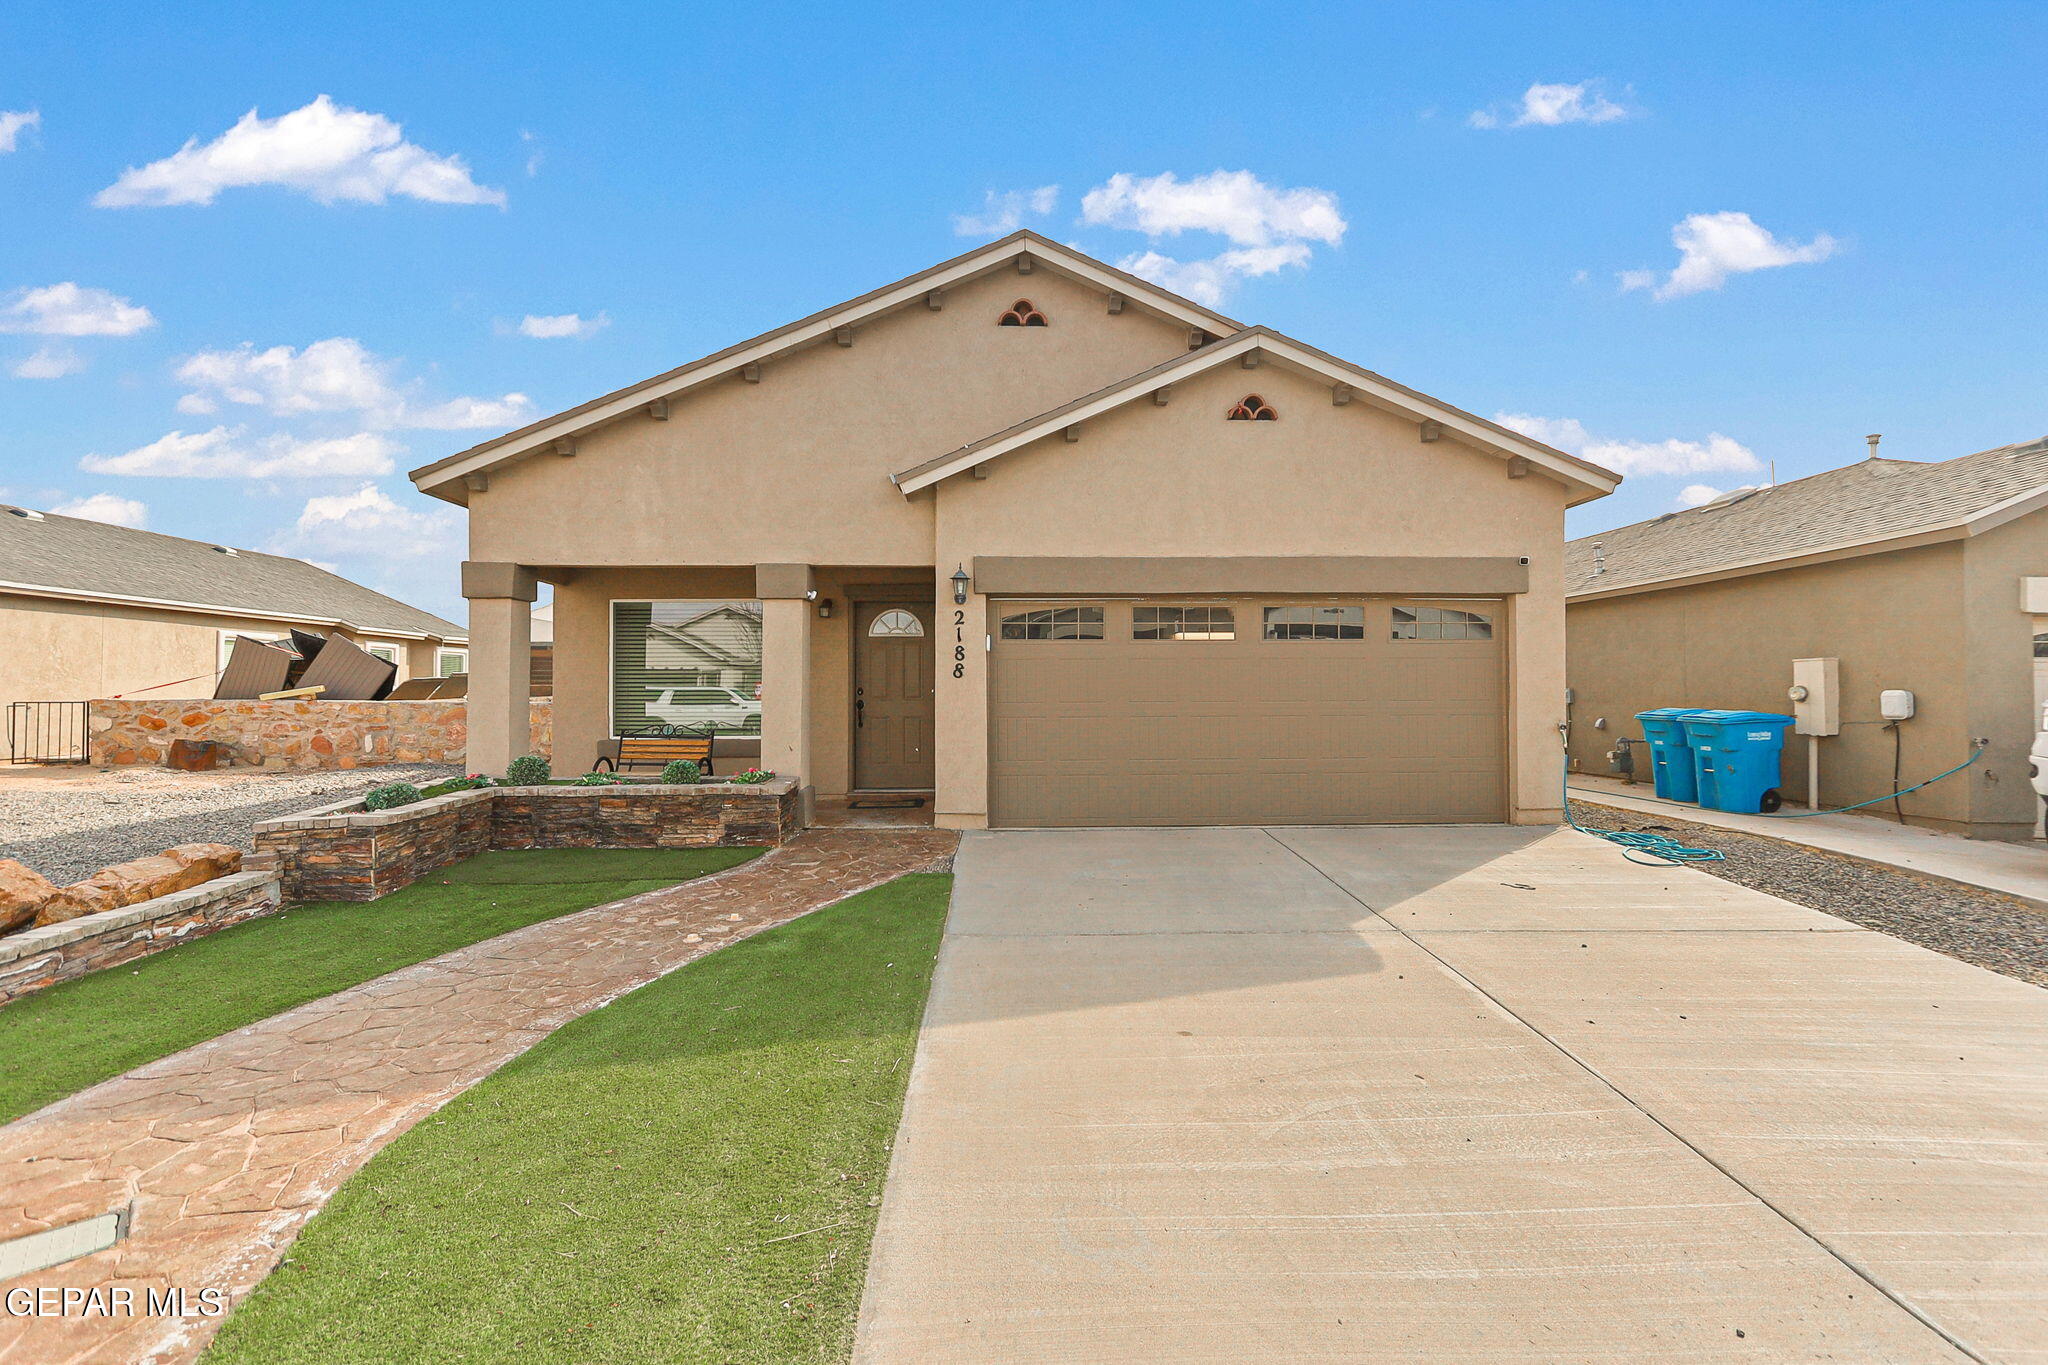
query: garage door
[{"left": 988, "top": 597, "right": 1505, "bottom": 827}]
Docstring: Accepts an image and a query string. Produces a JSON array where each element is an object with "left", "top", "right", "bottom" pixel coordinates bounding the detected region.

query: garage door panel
[{"left": 989, "top": 597, "right": 1505, "bottom": 827}]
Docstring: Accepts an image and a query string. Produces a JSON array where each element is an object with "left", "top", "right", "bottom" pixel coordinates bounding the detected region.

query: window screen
[
  {"left": 1391, "top": 606, "right": 1494, "bottom": 640},
  {"left": 999, "top": 606, "right": 1104, "bottom": 640},
  {"left": 1134, "top": 605, "right": 1235, "bottom": 640},
  {"left": 1262, "top": 605, "right": 1365, "bottom": 640},
  {"left": 611, "top": 600, "right": 764, "bottom": 736},
  {"left": 436, "top": 649, "right": 468, "bottom": 677}
]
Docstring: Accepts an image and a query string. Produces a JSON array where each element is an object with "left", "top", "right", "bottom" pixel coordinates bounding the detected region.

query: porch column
[
  {"left": 756, "top": 564, "right": 816, "bottom": 820},
  {"left": 461, "top": 561, "right": 537, "bottom": 777}
]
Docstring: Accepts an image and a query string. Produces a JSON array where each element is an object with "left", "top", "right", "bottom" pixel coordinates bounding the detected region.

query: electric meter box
[
  {"left": 1789, "top": 658, "right": 1840, "bottom": 735},
  {"left": 1880, "top": 689, "right": 1916, "bottom": 721}
]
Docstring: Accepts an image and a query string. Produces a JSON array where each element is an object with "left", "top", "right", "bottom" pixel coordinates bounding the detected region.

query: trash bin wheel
[{"left": 1758, "top": 788, "right": 1783, "bottom": 814}]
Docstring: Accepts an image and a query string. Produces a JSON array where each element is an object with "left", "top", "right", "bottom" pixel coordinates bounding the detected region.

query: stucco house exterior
[
  {"left": 1564, "top": 437, "right": 2048, "bottom": 841},
  {"left": 0, "top": 504, "right": 467, "bottom": 757},
  {"left": 411, "top": 232, "right": 1618, "bottom": 828}
]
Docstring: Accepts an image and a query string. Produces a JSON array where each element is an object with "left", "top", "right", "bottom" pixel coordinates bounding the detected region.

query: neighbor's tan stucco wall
[
  {"left": 1565, "top": 541, "right": 1984, "bottom": 833},
  {"left": 1959, "top": 507, "right": 2048, "bottom": 838},
  {"left": 930, "top": 360, "right": 1572, "bottom": 827},
  {"left": 466, "top": 268, "right": 1195, "bottom": 570}
]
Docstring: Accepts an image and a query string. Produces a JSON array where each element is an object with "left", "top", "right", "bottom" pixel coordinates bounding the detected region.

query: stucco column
[
  {"left": 756, "top": 565, "right": 816, "bottom": 820},
  {"left": 932, "top": 558, "right": 989, "bottom": 830},
  {"left": 461, "top": 561, "right": 537, "bottom": 777}
]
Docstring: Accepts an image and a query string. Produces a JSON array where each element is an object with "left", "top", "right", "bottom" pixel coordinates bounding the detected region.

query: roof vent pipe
[
  {"left": 1866, "top": 433, "right": 1882, "bottom": 460},
  {"left": 1592, "top": 541, "right": 1606, "bottom": 576}
]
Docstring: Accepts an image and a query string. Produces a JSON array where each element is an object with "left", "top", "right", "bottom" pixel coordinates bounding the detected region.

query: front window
[
  {"left": 999, "top": 606, "right": 1104, "bottom": 640},
  {"left": 1134, "top": 605, "right": 1235, "bottom": 640},
  {"left": 611, "top": 600, "right": 764, "bottom": 735},
  {"left": 436, "top": 648, "right": 468, "bottom": 676},
  {"left": 363, "top": 643, "right": 400, "bottom": 665},
  {"left": 1263, "top": 605, "right": 1364, "bottom": 641},
  {"left": 1392, "top": 606, "right": 1494, "bottom": 640}
]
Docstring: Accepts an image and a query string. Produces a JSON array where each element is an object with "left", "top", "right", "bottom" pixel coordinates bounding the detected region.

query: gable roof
[
  {"left": 409, "top": 231, "right": 1242, "bottom": 503},
  {"left": 891, "top": 326, "right": 1622, "bottom": 504},
  {"left": 1566, "top": 435, "right": 2048, "bottom": 599},
  {"left": 0, "top": 505, "right": 466, "bottom": 641}
]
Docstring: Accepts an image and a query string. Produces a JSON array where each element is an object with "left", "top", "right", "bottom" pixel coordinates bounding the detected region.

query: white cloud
[
  {"left": 278, "top": 482, "right": 460, "bottom": 561},
  {"left": 95, "top": 95, "right": 505, "bottom": 208},
  {"left": 51, "top": 492, "right": 148, "bottom": 528},
  {"left": 80, "top": 426, "right": 399, "bottom": 479},
  {"left": 11, "top": 345, "right": 85, "bottom": 379},
  {"left": 1675, "top": 482, "right": 1765, "bottom": 509},
  {"left": 1079, "top": 170, "right": 1346, "bottom": 306},
  {"left": 1496, "top": 412, "right": 1763, "bottom": 478},
  {"left": 1621, "top": 211, "right": 1837, "bottom": 300},
  {"left": 0, "top": 110, "right": 39, "bottom": 153},
  {"left": 175, "top": 336, "right": 531, "bottom": 429},
  {"left": 516, "top": 311, "right": 608, "bottom": 340},
  {"left": 0, "top": 283, "right": 156, "bottom": 336},
  {"left": 952, "top": 185, "right": 1060, "bottom": 236},
  {"left": 520, "top": 129, "right": 543, "bottom": 178},
  {"left": 1470, "top": 82, "right": 1631, "bottom": 129}
]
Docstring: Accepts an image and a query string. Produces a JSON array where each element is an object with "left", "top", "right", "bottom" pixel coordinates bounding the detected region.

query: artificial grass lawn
[
  {"left": 205, "top": 872, "right": 953, "bottom": 1365},
  {"left": 0, "top": 847, "right": 760, "bottom": 1124}
]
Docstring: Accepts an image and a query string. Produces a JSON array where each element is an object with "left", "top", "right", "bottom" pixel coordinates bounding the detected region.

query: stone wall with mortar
[
  {"left": 250, "top": 778, "right": 799, "bottom": 902},
  {"left": 90, "top": 698, "right": 553, "bottom": 769},
  {"left": 0, "top": 871, "right": 282, "bottom": 1006}
]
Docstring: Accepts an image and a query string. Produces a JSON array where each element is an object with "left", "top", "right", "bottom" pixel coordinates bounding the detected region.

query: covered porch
[{"left": 462, "top": 561, "right": 954, "bottom": 824}]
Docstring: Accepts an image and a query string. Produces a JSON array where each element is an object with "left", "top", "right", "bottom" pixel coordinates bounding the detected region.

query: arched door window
[{"left": 869, "top": 609, "right": 926, "bottom": 637}]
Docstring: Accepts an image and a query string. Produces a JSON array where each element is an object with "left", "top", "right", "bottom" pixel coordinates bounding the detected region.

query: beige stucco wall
[
  {"left": 1959, "top": 509, "right": 2048, "bottom": 838},
  {"left": 1563, "top": 539, "right": 2015, "bottom": 835}
]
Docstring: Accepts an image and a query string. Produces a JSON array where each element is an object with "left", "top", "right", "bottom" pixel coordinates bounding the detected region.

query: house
[
  {"left": 0, "top": 505, "right": 467, "bottom": 756},
  {"left": 410, "top": 232, "right": 1618, "bottom": 828},
  {"left": 1564, "top": 437, "right": 2048, "bottom": 840}
]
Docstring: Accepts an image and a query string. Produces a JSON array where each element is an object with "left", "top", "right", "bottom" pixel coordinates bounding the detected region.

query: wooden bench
[{"left": 594, "top": 725, "right": 715, "bottom": 776}]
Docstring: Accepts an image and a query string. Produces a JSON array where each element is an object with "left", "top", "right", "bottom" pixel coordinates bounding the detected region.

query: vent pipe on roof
[
  {"left": 1592, "top": 541, "right": 1606, "bottom": 576},
  {"left": 1866, "top": 433, "right": 1882, "bottom": 460}
]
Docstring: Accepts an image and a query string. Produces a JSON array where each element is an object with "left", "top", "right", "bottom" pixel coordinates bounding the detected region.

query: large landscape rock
[
  {"left": 0, "top": 860, "right": 56, "bottom": 934},
  {"left": 32, "top": 845, "right": 243, "bottom": 929}
]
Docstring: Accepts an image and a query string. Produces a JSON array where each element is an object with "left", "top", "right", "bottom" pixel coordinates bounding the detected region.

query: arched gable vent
[
  {"left": 1226, "top": 394, "right": 1277, "bottom": 421},
  {"left": 998, "top": 299, "right": 1048, "bottom": 327}
]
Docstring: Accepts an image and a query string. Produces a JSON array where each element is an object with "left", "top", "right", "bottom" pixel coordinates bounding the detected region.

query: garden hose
[
  {"left": 1756, "top": 738, "right": 1988, "bottom": 818},
  {"left": 1560, "top": 732, "right": 1727, "bottom": 867}
]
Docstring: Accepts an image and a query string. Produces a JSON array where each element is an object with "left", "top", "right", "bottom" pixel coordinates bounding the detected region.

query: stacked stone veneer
[
  {"left": 251, "top": 778, "right": 801, "bottom": 902},
  {"left": 90, "top": 698, "right": 552, "bottom": 769},
  {"left": 0, "top": 871, "right": 282, "bottom": 1006}
]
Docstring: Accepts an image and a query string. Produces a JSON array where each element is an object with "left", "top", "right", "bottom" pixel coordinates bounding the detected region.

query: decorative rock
[
  {"left": 88, "top": 698, "right": 552, "bottom": 771},
  {"left": 164, "top": 843, "right": 244, "bottom": 881},
  {"left": 0, "top": 860, "right": 57, "bottom": 934},
  {"left": 34, "top": 848, "right": 232, "bottom": 927},
  {"left": 166, "top": 738, "right": 228, "bottom": 771}
]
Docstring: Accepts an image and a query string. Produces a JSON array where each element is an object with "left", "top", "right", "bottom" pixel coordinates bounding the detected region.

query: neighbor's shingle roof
[
  {"left": 0, "top": 507, "right": 466, "bottom": 639},
  {"left": 1566, "top": 436, "right": 2048, "bottom": 596}
]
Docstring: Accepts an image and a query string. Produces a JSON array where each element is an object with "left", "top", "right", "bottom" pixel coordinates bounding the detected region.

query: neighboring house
[
  {"left": 1564, "top": 437, "right": 2048, "bottom": 840},
  {"left": 0, "top": 505, "right": 467, "bottom": 755},
  {"left": 411, "top": 232, "right": 1618, "bottom": 828}
]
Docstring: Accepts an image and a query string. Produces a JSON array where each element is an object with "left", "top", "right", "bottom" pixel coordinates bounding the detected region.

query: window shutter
[{"left": 610, "top": 600, "right": 765, "bottom": 736}]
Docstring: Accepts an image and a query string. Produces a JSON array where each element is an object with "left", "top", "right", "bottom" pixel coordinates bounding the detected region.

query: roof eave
[{"left": 0, "top": 579, "right": 463, "bottom": 642}]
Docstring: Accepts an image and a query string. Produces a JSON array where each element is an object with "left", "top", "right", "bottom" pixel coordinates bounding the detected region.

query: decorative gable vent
[
  {"left": 1226, "top": 394, "right": 1277, "bottom": 421},
  {"left": 998, "top": 299, "right": 1048, "bottom": 327}
]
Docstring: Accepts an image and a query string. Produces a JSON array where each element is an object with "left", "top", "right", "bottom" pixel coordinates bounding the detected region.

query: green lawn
[
  {"left": 205, "top": 873, "right": 952, "bottom": 1365},
  {"left": 0, "top": 847, "right": 760, "bottom": 1124}
]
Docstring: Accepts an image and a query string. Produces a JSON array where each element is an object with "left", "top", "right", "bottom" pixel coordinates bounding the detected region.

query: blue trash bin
[
  {"left": 1681, "top": 711, "right": 1795, "bottom": 813},
  {"left": 1634, "top": 708, "right": 1702, "bottom": 802}
]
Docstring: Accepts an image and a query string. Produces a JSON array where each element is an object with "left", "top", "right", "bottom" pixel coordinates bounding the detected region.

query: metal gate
[{"left": 6, "top": 702, "right": 91, "bottom": 764}]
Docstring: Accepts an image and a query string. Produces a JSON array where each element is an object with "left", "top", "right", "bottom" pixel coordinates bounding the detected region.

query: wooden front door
[{"left": 854, "top": 601, "right": 936, "bottom": 790}]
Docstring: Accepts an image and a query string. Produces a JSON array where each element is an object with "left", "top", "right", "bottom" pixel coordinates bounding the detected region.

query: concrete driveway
[{"left": 855, "top": 826, "right": 2048, "bottom": 1363}]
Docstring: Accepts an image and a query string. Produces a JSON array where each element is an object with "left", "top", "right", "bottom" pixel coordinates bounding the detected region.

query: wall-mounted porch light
[
  {"left": 816, "top": 598, "right": 834, "bottom": 619},
  {"left": 951, "top": 564, "right": 971, "bottom": 605}
]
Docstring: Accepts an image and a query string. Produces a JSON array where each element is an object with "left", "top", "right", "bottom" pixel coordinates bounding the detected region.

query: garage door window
[
  {"left": 1262, "top": 605, "right": 1364, "bottom": 641},
  {"left": 1000, "top": 606, "right": 1104, "bottom": 641},
  {"left": 1134, "top": 605, "right": 1234, "bottom": 641},
  {"left": 1392, "top": 606, "right": 1493, "bottom": 640}
]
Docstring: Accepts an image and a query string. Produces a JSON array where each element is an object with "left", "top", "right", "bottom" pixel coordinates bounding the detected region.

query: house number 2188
[{"left": 952, "top": 610, "right": 966, "bottom": 678}]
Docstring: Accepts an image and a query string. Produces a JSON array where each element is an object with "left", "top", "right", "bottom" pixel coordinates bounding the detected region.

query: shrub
[
  {"left": 418, "top": 773, "right": 494, "bottom": 799},
  {"left": 363, "top": 782, "right": 423, "bottom": 811},
  {"left": 504, "top": 755, "right": 551, "bottom": 786},
  {"left": 573, "top": 771, "right": 623, "bottom": 786},
  {"left": 660, "top": 759, "right": 701, "bottom": 785},
  {"left": 728, "top": 768, "right": 775, "bottom": 785}
]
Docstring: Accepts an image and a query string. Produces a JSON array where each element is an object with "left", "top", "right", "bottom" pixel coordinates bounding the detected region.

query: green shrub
[
  {"left": 363, "top": 782, "right": 423, "bottom": 811},
  {"left": 659, "top": 759, "right": 700, "bottom": 785},
  {"left": 728, "top": 768, "right": 775, "bottom": 785},
  {"left": 417, "top": 773, "right": 494, "bottom": 800},
  {"left": 573, "top": 771, "right": 623, "bottom": 786},
  {"left": 504, "top": 754, "right": 551, "bottom": 786}
]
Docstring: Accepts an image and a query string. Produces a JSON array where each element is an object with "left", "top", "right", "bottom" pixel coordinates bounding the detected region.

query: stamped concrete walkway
[
  {"left": 0, "top": 828, "right": 955, "bottom": 1365},
  {"left": 857, "top": 826, "right": 2048, "bottom": 1363}
]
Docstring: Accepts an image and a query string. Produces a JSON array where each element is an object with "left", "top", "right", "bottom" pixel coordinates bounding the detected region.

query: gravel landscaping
[
  {"left": 1571, "top": 799, "right": 2048, "bottom": 987},
  {"left": 0, "top": 765, "right": 460, "bottom": 885}
]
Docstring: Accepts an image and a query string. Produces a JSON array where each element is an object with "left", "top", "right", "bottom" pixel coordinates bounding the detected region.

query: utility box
[
  {"left": 2021, "top": 577, "right": 2048, "bottom": 613},
  {"left": 1789, "top": 657, "right": 1840, "bottom": 736}
]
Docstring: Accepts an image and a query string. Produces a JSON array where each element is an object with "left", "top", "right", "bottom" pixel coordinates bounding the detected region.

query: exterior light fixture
[
  {"left": 816, "top": 598, "right": 834, "bottom": 619},
  {"left": 951, "top": 565, "right": 971, "bottom": 605}
]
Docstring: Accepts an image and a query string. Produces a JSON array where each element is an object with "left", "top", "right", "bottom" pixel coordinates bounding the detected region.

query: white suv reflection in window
[{"left": 645, "top": 687, "right": 762, "bottom": 731}]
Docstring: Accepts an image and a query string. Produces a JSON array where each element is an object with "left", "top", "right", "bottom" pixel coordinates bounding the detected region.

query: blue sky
[{"left": 4, "top": 1, "right": 2045, "bottom": 621}]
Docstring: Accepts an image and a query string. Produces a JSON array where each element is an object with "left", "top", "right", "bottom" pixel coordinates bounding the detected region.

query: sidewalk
[{"left": 1568, "top": 773, "right": 2048, "bottom": 908}]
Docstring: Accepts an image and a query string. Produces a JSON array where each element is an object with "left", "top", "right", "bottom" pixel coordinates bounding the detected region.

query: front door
[{"left": 854, "top": 601, "right": 936, "bottom": 790}]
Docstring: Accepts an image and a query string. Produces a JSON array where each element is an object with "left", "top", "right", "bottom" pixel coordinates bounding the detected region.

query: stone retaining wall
[
  {"left": 251, "top": 778, "right": 800, "bottom": 902},
  {"left": 0, "top": 871, "right": 283, "bottom": 1006},
  {"left": 90, "top": 698, "right": 552, "bottom": 770}
]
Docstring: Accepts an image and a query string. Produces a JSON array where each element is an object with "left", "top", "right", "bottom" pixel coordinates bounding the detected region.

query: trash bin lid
[
  {"left": 1681, "top": 710, "right": 1794, "bottom": 726},
  {"left": 1634, "top": 707, "right": 1700, "bottom": 720}
]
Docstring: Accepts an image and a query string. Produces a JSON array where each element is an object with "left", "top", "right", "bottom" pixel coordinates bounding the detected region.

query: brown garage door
[{"left": 988, "top": 597, "right": 1505, "bottom": 827}]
